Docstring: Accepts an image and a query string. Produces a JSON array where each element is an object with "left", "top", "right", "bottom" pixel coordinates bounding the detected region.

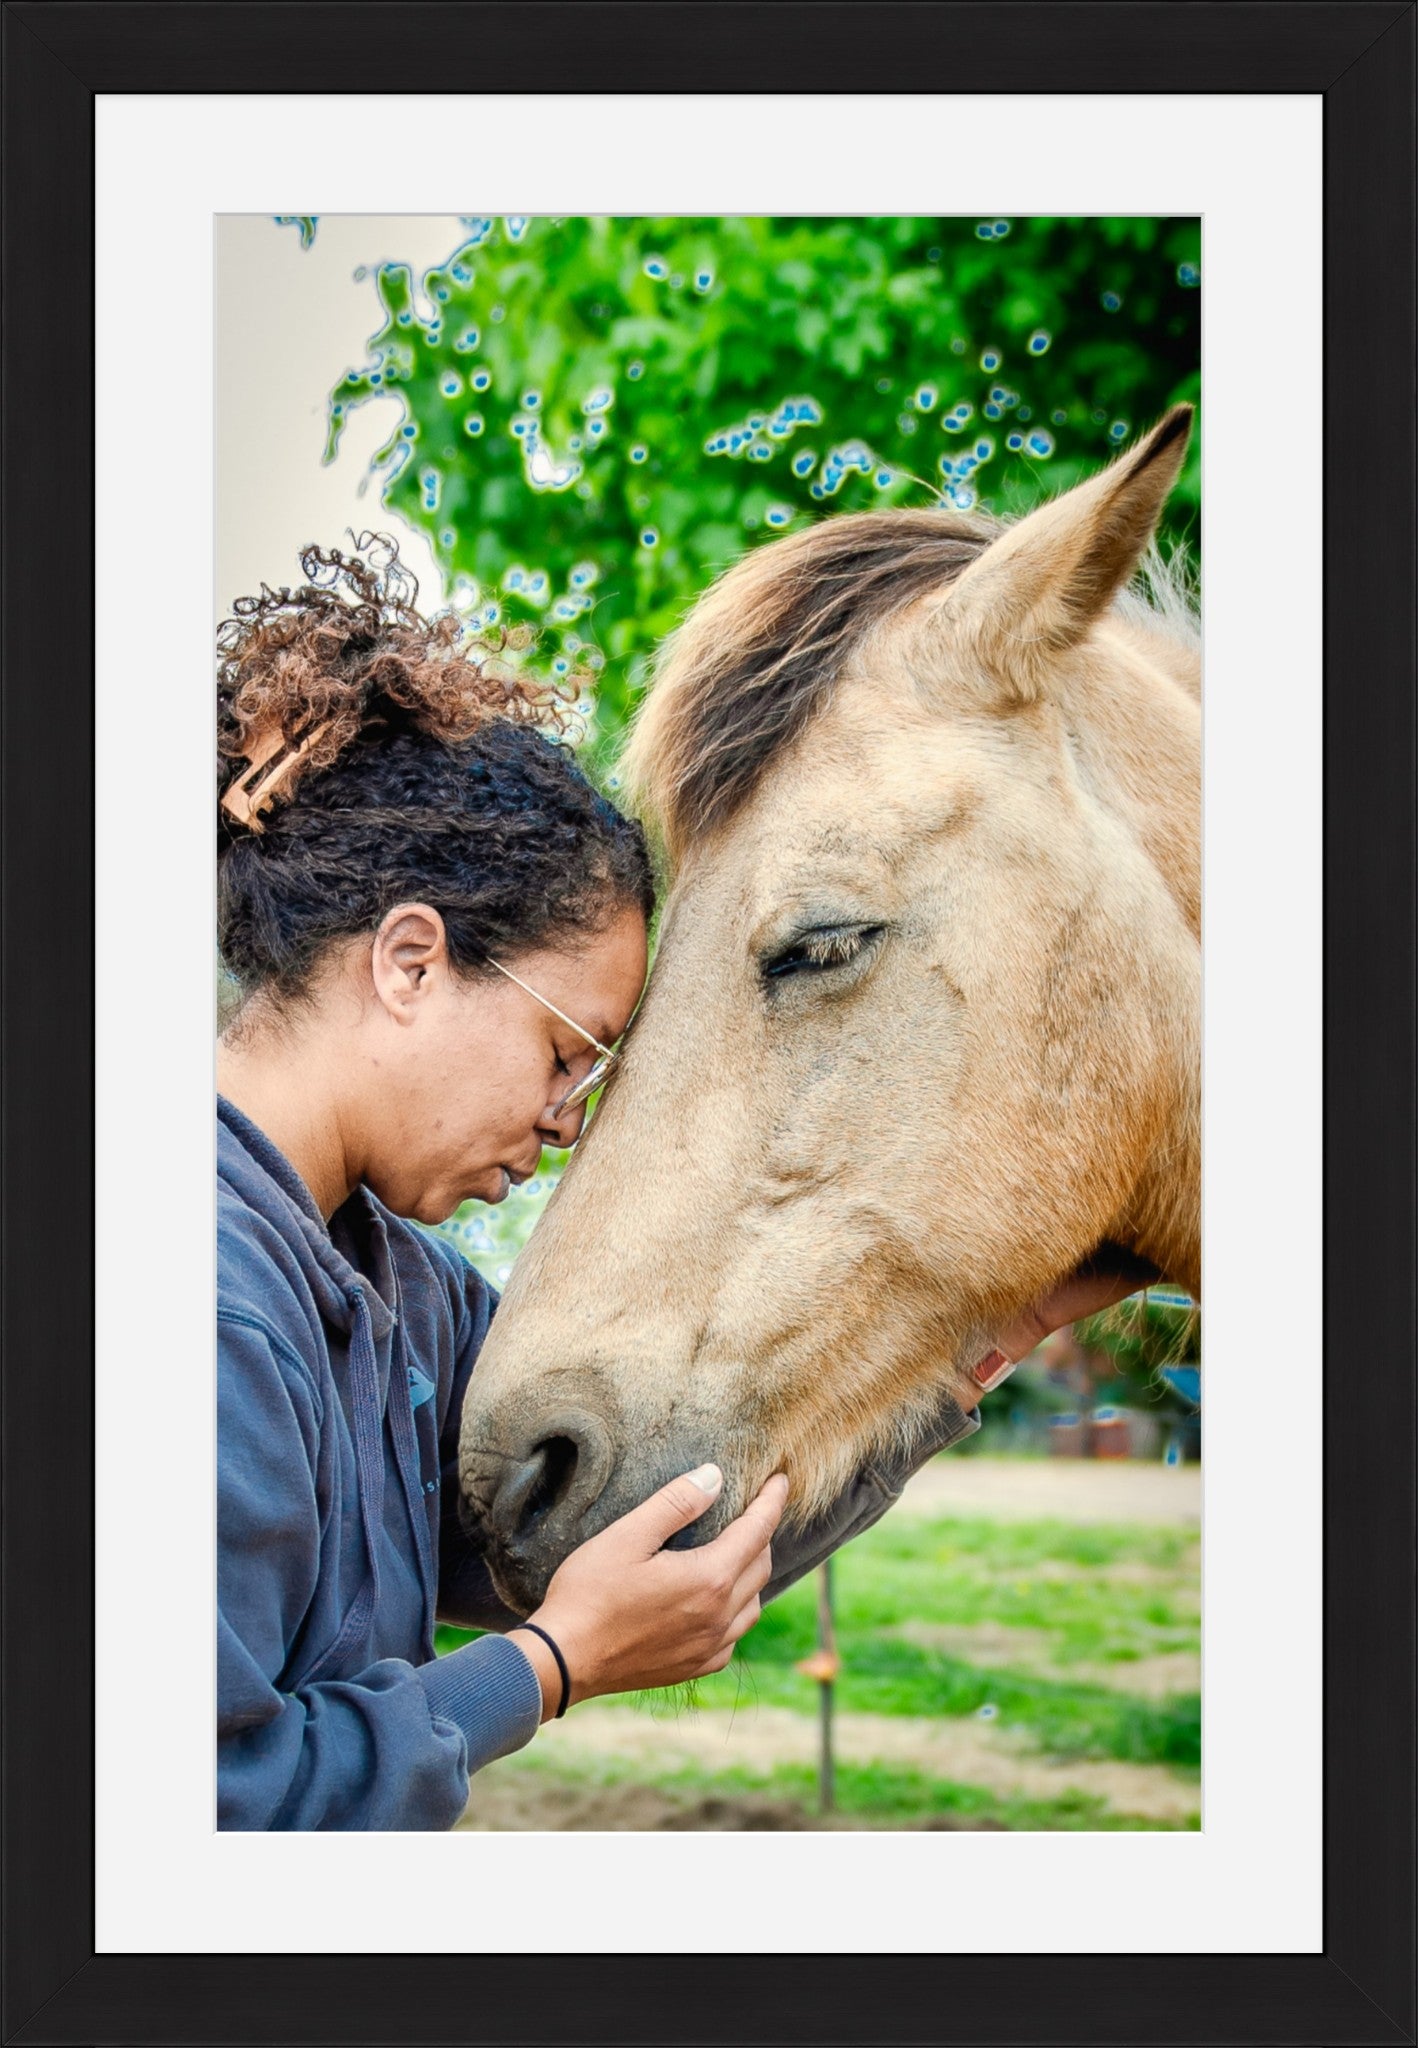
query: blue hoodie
[
  {"left": 217, "top": 1096, "right": 542, "bottom": 1831},
  {"left": 217, "top": 1097, "right": 984, "bottom": 1832}
]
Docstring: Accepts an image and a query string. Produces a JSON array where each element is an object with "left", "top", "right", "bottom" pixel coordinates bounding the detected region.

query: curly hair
[{"left": 217, "top": 537, "right": 654, "bottom": 1007}]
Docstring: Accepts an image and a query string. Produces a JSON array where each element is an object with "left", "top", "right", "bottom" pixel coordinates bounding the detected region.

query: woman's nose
[{"left": 543, "top": 1101, "right": 588, "bottom": 1147}]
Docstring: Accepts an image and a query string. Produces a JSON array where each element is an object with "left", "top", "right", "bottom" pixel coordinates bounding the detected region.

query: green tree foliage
[
  {"left": 1077, "top": 1295, "right": 1201, "bottom": 1372},
  {"left": 325, "top": 214, "right": 1199, "bottom": 772}
]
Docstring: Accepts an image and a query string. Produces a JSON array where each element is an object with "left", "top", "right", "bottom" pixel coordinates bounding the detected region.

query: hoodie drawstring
[
  {"left": 300, "top": 1284, "right": 386, "bottom": 1685},
  {"left": 386, "top": 1268, "right": 439, "bottom": 1664}
]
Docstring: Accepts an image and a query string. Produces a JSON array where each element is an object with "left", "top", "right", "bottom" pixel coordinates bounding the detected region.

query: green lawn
[{"left": 442, "top": 1486, "right": 1201, "bottom": 1829}]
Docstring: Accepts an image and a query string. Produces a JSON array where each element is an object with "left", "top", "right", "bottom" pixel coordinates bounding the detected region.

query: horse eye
[{"left": 763, "top": 924, "right": 884, "bottom": 980}]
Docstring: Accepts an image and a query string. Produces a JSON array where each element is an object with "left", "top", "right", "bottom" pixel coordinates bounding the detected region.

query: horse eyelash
[
  {"left": 801, "top": 928, "right": 867, "bottom": 967},
  {"left": 764, "top": 924, "right": 884, "bottom": 978}
]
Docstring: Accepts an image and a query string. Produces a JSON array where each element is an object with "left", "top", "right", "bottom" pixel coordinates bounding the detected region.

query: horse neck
[
  {"left": 1126, "top": 1048, "right": 1202, "bottom": 1299},
  {"left": 1074, "top": 615, "right": 1201, "bottom": 1295},
  {"left": 1071, "top": 614, "right": 1202, "bottom": 945}
]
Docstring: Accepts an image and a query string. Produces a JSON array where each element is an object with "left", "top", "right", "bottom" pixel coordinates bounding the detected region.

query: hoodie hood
[{"left": 218, "top": 1095, "right": 394, "bottom": 1345}]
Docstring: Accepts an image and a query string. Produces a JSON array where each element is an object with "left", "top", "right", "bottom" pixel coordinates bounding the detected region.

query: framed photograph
[{"left": 2, "top": 3, "right": 1412, "bottom": 2043}]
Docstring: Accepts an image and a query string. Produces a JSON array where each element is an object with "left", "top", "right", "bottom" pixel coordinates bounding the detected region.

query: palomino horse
[{"left": 461, "top": 407, "right": 1200, "bottom": 1614}]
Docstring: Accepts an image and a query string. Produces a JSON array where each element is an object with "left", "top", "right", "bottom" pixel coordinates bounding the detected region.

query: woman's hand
[
  {"left": 994, "top": 1247, "right": 1162, "bottom": 1363},
  {"left": 511, "top": 1465, "right": 787, "bottom": 1719}
]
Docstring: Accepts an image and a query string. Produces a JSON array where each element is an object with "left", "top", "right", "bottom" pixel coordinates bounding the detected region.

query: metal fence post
[
  {"left": 817, "top": 1557, "right": 836, "bottom": 1813},
  {"left": 795, "top": 1559, "right": 840, "bottom": 1814}
]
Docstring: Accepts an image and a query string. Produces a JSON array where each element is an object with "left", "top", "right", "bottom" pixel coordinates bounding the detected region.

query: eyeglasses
[{"left": 482, "top": 956, "right": 623, "bottom": 1118}]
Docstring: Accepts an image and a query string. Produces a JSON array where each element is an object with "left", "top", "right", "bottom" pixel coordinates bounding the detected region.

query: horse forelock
[
  {"left": 622, "top": 509, "right": 1199, "bottom": 863},
  {"left": 622, "top": 510, "right": 992, "bottom": 860}
]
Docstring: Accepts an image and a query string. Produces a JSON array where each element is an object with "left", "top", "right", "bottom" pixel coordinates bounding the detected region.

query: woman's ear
[{"left": 370, "top": 903, "right": 450, "bottom": 1024}]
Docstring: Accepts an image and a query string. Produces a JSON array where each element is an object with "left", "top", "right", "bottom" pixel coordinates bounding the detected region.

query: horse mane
[
  {"left": 622, "top": 507, "right": 1199, "bottom": 863},
  {"left": 1117, "top": 540, "right": 1201, "bottom": 650},
  {"left": 621, "top": 510, "right": 991, "bottom": 861}
]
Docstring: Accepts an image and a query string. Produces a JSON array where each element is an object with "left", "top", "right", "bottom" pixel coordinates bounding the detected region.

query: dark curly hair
[{"left": 217, "top": 536, "right": 654, "bottom": 1008}]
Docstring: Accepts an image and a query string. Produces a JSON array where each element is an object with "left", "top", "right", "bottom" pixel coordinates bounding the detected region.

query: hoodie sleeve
[{"left": 218, "top": 1311, "right": 540, "bottom": 1831}]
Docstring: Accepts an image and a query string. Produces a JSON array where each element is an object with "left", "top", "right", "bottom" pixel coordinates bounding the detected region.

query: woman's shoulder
[
  {"left": 217, "top": 1209, "right": 335, "bottom": 1478},
  {"left": 217, "top": 1175, "right": 339, "bottom": 1387},
  {"left": 373, "top": 1202, "right": 498, "bottom": 1352}
]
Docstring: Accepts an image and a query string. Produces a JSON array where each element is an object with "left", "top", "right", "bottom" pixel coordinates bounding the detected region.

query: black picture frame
[{"left": 3, "top": 4, "right": 1413, "bottom": 2042}]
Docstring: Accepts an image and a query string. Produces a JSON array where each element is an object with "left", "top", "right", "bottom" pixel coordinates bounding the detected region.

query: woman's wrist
[
  {"left": 510, "top": 1615, "right": 588, "bottom": 1720},
  {"left": 507, "top": 1625, "right": 564, "bottom": 1724}
]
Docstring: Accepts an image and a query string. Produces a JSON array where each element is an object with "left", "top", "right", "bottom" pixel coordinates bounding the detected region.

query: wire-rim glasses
[{"left": 481, "top": 956, "right": 622, "bottom": 1117}]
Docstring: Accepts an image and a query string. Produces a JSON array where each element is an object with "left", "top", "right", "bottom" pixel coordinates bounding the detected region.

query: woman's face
[{"left": 361, "top": 905, "right": 648, "bottom": 1225}]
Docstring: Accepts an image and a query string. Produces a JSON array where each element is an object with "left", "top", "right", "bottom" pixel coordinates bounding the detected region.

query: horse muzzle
[
  {"left": 459, "top": 1379, "right": 736, "bottom": 1613},
  {"left": 459, "top": 1399, "right": 621, "bottom": 1612}
]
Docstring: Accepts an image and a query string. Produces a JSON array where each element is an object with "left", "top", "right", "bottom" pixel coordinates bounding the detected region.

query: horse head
[{"left": 461, "top": 408, "right": 1200, "bottom": 1613}]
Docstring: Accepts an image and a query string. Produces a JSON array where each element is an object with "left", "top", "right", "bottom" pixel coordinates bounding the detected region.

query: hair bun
[{"left": 216, "top": 533, "right": 583, "bottom": 827}]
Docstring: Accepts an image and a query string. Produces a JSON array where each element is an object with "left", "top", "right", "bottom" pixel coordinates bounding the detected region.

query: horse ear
[{"left": 938, "top": 405, "right": 1194, "bottom": 701}]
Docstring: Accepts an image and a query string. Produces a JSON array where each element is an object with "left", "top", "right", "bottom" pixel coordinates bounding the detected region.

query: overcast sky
[{"left": 216, "top": 214, "right": 467, "bottom": 623}]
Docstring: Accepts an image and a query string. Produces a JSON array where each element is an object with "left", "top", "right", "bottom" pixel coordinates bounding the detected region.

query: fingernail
[
  {"left": 686, "top": 1462, "right": 722, "bottom": 1494},
  {"left": 768, "top": 1472, "right": 790, "bottom": 1497},
  {"left": 972, "top": 1348, "right": 1016, "bottom": 1393}
]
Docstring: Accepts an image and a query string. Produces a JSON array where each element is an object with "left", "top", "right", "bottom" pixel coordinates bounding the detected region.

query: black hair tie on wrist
[{"left": 515, "top": 1622, "right": 571, "bottom": 1719}]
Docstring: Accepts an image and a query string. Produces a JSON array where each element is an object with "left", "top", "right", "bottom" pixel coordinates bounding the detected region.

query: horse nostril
[
  {"left": 483, "top": 1405, "right": 614, "bottom": 1549},
  {"left": 520, "top": 1435, "right": 579, "bottom": 1528}
]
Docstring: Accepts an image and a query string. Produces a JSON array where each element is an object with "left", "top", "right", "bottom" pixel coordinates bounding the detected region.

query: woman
[
  {"left": 218, "top": 538, "right": 808, "bottom": 1832},
  {"left": 216, "top": 539, "right": 1132, "bottom": 1832}
]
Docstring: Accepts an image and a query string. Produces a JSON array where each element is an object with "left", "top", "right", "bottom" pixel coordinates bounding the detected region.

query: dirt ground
[
  {"left": 895, "top": 1453, "right": 1201, "bottom": 1524},
  {"left": 458, "top": 1777, "right": 999, "bottom": 1832}
]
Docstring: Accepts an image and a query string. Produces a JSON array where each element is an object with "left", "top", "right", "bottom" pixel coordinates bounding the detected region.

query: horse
[{"left": 459, "top": 406, "right": 1200, "bottom": 1616}]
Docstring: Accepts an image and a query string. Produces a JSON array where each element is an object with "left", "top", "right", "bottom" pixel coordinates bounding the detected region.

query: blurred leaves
[
  {"left": 325, "top": 214, "right": 1200, "bottom": 778},
  {"left": 1077, "top": 1295, "right": 1201, "bottom": 1373}
]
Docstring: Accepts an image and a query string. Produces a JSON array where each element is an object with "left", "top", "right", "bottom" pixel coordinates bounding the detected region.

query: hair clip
[{"left": 220, "top": 719, "right": 333, "bottom": 833}]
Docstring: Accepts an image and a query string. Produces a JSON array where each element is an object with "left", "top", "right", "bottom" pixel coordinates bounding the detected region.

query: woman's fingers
[
  {"left": 694, "top": 1475, "right": 782, "bottom": 1637},
  {"left": 639, "top": 1591, "right": 764, "bottom": 1690},
  {"left": 609, "top": 1461, "right": 725, "bottom": 1556},
  {"left": 537, "top": 1464, "right": 782, "bottom": 1704},
  {"left": 723, "top": 1594, "right": 761, "bottom": 1645},
  {"left": 702, "top": 1472, "right": 789, "bottom": 1576},
  {"left": 996, "top": 1251, "right": 1159, "bottom": 1361},
  {"left": 688, "top": 1596, "right": 761, "bottom": 1681},
  {"left": 728, "top": 1540, "right": 775, "bottom": 1617}
]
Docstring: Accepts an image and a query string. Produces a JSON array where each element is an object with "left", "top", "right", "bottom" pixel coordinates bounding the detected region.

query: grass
[{"left": 440, "top": 1507, "right": 1201, "bottom": 1776}]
